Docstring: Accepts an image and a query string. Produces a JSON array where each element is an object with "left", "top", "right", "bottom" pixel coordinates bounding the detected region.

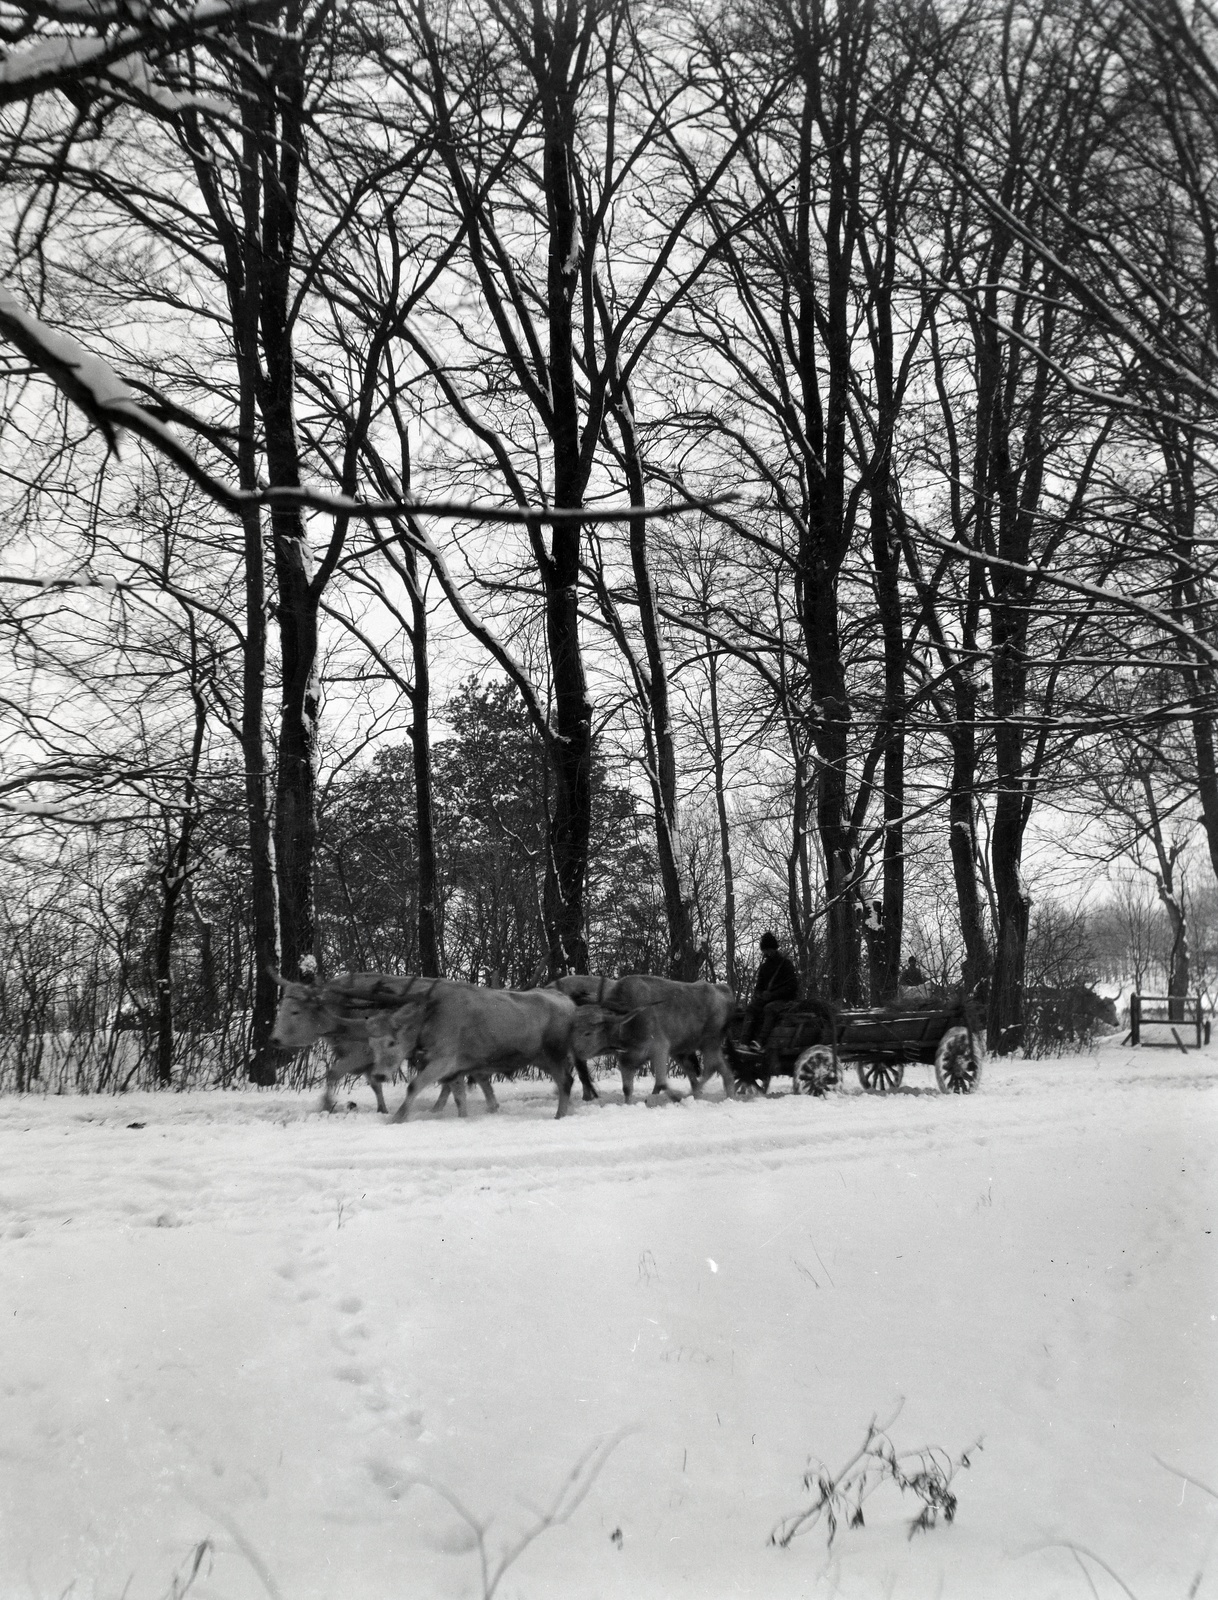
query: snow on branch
[
  {"left": 102, "top": 51, "right": 236, "bottom": 118},
  {"left": 0, "top": 283, "right": 133, "bottom": 450},
  {"left": 907, "top": 514, "right": 1218, "bottom": 671},
  {"left": 0, "top": 796, "right": 97, "bottom": 822},
  {"left": 0, "top": 569, "right": 125, "bottom": 591},
  {"left": 0, "top": 1, "right": 269, "bottom": 107},
  {"left": 0, "top": 286, "right": 734, "bottom": 528}
]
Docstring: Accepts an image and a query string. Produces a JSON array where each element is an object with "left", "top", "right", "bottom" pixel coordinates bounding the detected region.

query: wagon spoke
[
  {"left": 934, "top": 1027, "right": 983, "bottom": 1095},
  {"left": 857, "top": 1058, "right": 904, "bottom": 1094}
]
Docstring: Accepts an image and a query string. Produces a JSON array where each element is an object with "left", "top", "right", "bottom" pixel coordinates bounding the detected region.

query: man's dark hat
[{"left": 760, "top": 930, "right": 779, "bottom": 950}]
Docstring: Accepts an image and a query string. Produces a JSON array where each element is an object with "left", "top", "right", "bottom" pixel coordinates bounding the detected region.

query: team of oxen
[{"left": 269, "top": 970, "right": 739, "bottom": 1120}]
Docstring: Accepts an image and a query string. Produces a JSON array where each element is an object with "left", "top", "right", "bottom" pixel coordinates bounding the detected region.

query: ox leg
[
  {"left": 550, "top": 1054, "right": 574, "bottom": 1119},
  {"left": 432, "top": 1074, "right": 493, "bottom": 1115},
  {"left": 369, "top": 1036, "right": 404, "bottom": 1113},
  {"left": 647, "top": 1043, "right": 684, "bottom": 1104},
  {"left": 576, "top": 1057, "right": 599, "bottom": 1101},
  {"left": 389, "top": 1050, "right": 457, "bottom": 1123},
  {"left": 698, "top": 1042, "right": 736, "bottom": 1100},
  {"left": 321, "top": 1036, "right": 373, "bottom": 1113},
  {"left": 618, "top": 1055, "right": 638, "bottom": 1103},
  {"left": 431, "top": 1080, "right": 454, "bottom": 1115},
  {"left": 685, "top": 1053, "right": 709, "bottom": 1099}
]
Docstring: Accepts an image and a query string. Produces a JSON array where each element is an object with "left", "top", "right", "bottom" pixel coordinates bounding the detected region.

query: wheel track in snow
[{"left": 1, "top": 1047, "right": 1211, "bottom": 1236}]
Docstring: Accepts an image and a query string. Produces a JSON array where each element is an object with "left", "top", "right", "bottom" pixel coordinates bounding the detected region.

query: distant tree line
[{"left": 1, "top": 0, "right": 1217, "bottom": 1085}]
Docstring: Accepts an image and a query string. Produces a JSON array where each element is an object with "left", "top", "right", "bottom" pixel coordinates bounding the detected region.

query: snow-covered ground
[{"left": 1, "top": 1039, "right": 1215, "bottom": 1600}]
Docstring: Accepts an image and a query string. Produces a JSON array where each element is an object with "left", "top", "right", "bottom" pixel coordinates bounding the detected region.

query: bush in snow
[{"left": 770, "top": 1409, "right": 980, "bottom": 1552}]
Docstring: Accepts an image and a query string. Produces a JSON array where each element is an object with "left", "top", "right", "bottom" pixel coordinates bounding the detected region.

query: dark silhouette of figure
[
  {"left": 898, "top": 955, "right": 929, "bottom": 1001},
  {"left": 744, "top": 931, "right": 799, "bottom": 1045}
]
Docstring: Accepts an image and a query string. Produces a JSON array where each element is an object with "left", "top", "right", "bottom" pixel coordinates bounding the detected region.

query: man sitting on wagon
[
  {"left": 897, "top": 954, "right": 930, "bottom": 1001},
  {"left": 743, "top": 930, "right": 800, "bottom": 1048}
]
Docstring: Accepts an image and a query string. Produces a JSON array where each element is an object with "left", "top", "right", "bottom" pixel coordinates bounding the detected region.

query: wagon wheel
[
  {"left": 794, "top": 1045, "right": 839, "bottom": 1097},
  {"left": 856, "top": 1058, "right": 905, "bottom": 1094},
  {"left": 934, "top": 1026, "right": 983, "bottom": 1094}
]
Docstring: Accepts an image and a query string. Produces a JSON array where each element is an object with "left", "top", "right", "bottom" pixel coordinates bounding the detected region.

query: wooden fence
[{"left": 1129, "top": 994, "right": 1208, "bottom": 1051}]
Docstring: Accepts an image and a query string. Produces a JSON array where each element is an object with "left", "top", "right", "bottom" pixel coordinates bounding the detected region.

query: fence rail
[{"left": 1129, "top": 994, "right": 1207, "bottom": 1050}]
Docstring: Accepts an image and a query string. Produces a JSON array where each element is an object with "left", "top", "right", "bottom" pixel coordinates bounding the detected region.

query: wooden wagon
[{"left": 726, "top": 995, "right": 984, "bottom": 1097}]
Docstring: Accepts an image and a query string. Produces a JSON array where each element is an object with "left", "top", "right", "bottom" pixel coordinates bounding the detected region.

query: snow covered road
[{"left": 1, "top": 1044, "right": 1215, "bottom": 1599}]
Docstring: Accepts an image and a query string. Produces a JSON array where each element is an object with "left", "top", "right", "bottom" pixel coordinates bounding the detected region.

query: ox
[
  {"left": 323, "top": 1023, "right": 397, "bottom": 1114},
  {"left": 550, "top": 974, "right": 620, "bottom": 1100},
  {"left": 552, "top": 973, "right": 698, "bottom": 1100},
  {"left": 605, "top": 975, "right": 738, "bottom": 1103},
  {"left": 375, "top": 985, "right": 622, "bottom": 1122},
  {"left": 315, "top": 970, "right": 603, "bottom": 1104},
  {"left": 269, "top": 974, "right": 497, "bottom": 1116}
]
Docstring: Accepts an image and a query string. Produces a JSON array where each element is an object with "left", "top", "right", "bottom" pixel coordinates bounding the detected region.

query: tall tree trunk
[
  {"left": 239, "top": 508, "right": 281, "bottom": 1080},
  {"left": 239, "top": 527, "right": 281, "bottom": 1077},
  {"left": 539, "top": 12, "right": 594, "bottom": 975},
  {"left": 1160, "top": 420, "right": 1218, "bottom": 886},
  {"left": 806, "top": 596, "right": 860, "bottom": 1002},
  {"left": 179, "top": 54, "right": 285, "bottom": 1078},
  {"left": 402, "top": 537, "right": 440, "bottom": 978},
  {"left": 985, "top": 529, "right": 1033, "bottom": 1051},
  {"left": 949, "top": 772, "right": 991, "bottom": 994},
  {"left": 236, "top": 324, "right": 280, "bottom": 1083},
  {"left": 1136, "top": 764, "right": 1191, "bottom": 1021},
  {"left": 707, "top": 644, "right": 738, "bottom": 995},
  {"left": 794, "top": 13, "right": 862, "bottom": 1004},
  {"left": 614, "top": 393, "right": 697, "bottom": 977},
  {"left": 1162, "top": 889, "right": 1190, "bottom": 1020},
  {"left": 269, "top": 508, "right": 318, "bottom": 983},
  {"left": 978, "top": 201, "right": 1036, "bottom": 1053},
  {"left": 152, "top": 638, "right": 209, "bottom": 1086},
  {"left": 924, "top": 316, "right": 993, "bottom": 996},
  {"left": 542, "top": 560, "right": 592, "bottom": 974},
  {"left": 947, "top": 564, "right": 991, "bottom": 995},
  {"left": 787, "top": 753, "right": 806, "bottom": 980},
  {"left": 1191, "top": 706, "right": 1218, "bottom": 885},
  {"left": 870, "top": 489, "right": 905, "bottom": 1002},
  {"left": 988, "top": 795, "right": 1031, "bottom": 1052},
  {"left": 256, "top": 14, "right": 317, "bottom": 982}
]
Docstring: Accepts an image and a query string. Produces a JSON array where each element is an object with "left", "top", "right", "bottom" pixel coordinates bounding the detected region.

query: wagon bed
[
  {"left": 834, "top": 999, "right": 983, "bottom": 1093},
  {"left": 727, "top": 995, "right": 983, "bottom": 1097}
]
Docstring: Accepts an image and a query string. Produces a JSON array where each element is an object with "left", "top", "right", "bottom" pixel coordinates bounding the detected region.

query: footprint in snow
[
  {"left": 367, "top": 1453, "right": 425, "bottom": 1501},
  {"left": 334, "top": 1364, "right": 371, "bottom": 1386}
]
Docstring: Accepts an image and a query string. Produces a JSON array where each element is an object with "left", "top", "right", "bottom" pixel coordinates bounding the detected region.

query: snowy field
[{"left": 1, "top": 1039, "right": 1215, "bottom": 1600}]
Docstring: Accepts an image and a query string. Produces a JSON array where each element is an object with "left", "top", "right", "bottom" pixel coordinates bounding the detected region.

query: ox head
[
  {"left": 382, "top": 995, "right": 431, "bottom": 1047},
  {"left": 571, "top": 1002, "right": 640, "bottom": 1060},
  {"left": 268, "top": 969, "right": 332, "bottom": 1050}
]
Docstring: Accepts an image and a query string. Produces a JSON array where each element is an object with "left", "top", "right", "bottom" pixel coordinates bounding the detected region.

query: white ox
[
  {"left": 271, "top": 972, "right": 622, "bottom": 1121},
  {"left": 374, "top": 984, "right": 623, "bottom": 1122},
  {"left": 321, "top": 1021, "right": 396, "bottom": 1114},
  {"left": 269, "top": 974, "right": 497, "bottom": 1116},
  {"left": 291, "top": 970, "right": 604, "bottom": 1108},
  {"left": 605, "top": 974, "right": 738, "bottom": 1102},
  {"left": 550, "top": 974, "right": 619, "bottom": 1099}
]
